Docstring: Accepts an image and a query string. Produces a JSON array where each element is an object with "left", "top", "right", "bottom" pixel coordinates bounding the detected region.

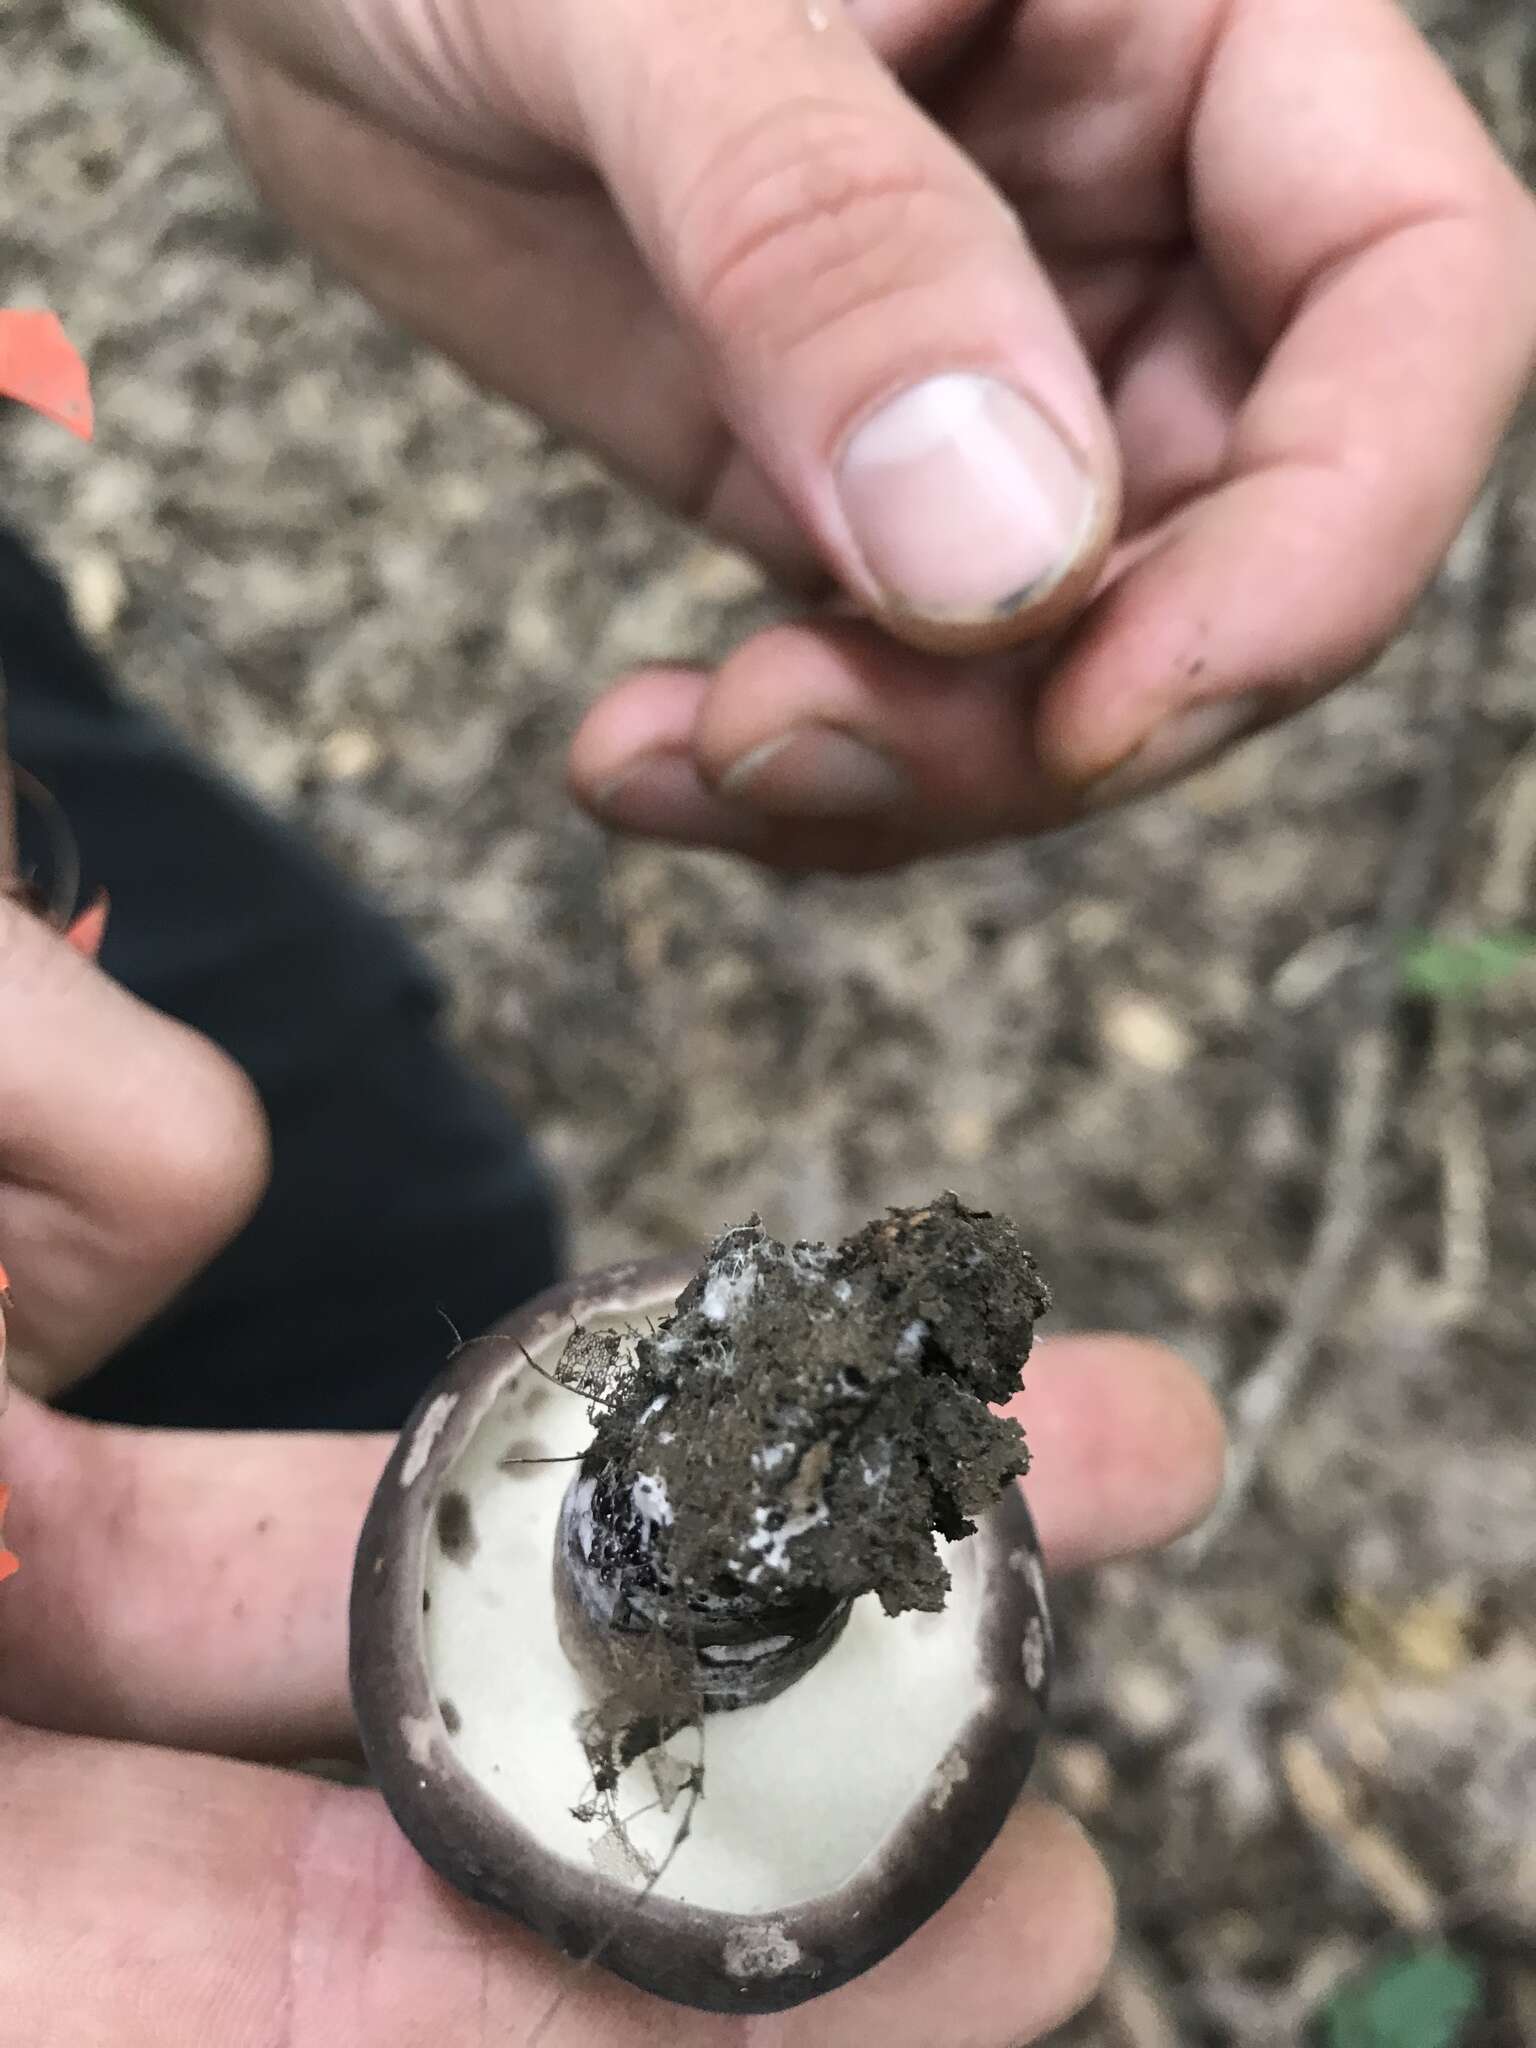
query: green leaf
[
  {"left": 1317, "top": 1946, "right": 1483, "bottom": 2048},
  {"left": 1398, "top": 931, "right": 1536, "bottom": 1003}
]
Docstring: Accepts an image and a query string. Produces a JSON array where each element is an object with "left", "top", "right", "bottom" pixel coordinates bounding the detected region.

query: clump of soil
[{"left": 563, "top": 1193, "right": 1050, "bottom": 1625}]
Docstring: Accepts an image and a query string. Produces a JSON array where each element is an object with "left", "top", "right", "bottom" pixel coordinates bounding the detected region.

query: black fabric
[{"left": 1, "top": 527, "right": 562, "bottom": 1430}]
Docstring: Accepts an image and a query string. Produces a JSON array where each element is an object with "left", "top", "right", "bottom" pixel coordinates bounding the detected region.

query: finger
[
  {"left": 0, "top": 1719, "right": 1111, "bottom": 2047},
  {"left": 1039, "top": 0, "right": 1536, "bottom": 794},
  {"left": 560, "top": 0, "right": 1119, "bottom": 653},
  {"left": 1104, "top": 261, "right": 1255, "bottom": 538},
  {"left": 578, "top": 0, "right": 1536, "bottom": 860},
  {"left": 785, "top": 1799, "right": 1114, "bottom": 2045},
  {"left": 1008, "top": 1335, "right": 1225, "bottom": 1573},
  {"left": 0, "top": 1389, "right": 382, "bottom": 1758},
  {"left": 0, "top": 895, "right": 269, "bottom": 1390},
  {"left": 0, "top": 1335, "right": 1221, "bottom": 1755},
  {"left": 570, "top": 662, "right": 933, "bottom": 871},
  {"left": 568, "top": 256, "right": 1250, "bottom": 864},
  {"left": 570, "top": 628, "right": 1067, "bottom": 871}
]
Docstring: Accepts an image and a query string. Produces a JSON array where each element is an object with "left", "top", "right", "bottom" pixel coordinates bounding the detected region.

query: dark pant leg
[{"left": 0, "top": 528, "right": 562, "bottom": 1430}]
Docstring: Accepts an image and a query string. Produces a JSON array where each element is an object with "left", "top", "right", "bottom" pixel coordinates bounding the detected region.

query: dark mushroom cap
[{"left": 351, "top": 1260, "right": 1052, "bottom": 2016}]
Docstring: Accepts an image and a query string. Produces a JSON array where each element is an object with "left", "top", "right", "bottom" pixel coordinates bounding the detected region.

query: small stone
[
  {"left": 1111, "top": 1662, "right": 1186, "bottom": 1741},
  {"left": 1050, "top": 1739, "right": 1113, "bottom": 1816},
  {"left": 1022, "top": 1616, "right": 1048, "bottom": 1693},
  {"left": 64, "top": 548, "right": 127, "bottom": 640},
  {"left": 1099, "top": 993, "right": 1194, "bottom": 1074},
  {"left": 318, "top": 727, "right": 383, "bottom": 781},
  {"left": 940, "top": 1108, "right": 992, "bottom": 1163},
  {"left": 1194, "top": 1910, "right": 1266, "bottom": 1970}
]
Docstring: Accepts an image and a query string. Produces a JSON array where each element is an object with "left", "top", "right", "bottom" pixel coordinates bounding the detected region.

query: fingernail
[
  {"left": 1083, "top": 695, "right": 1267, "bottom": 810},
  {"left": 837, "top": 373, "right": 1096, "bottom": 623},
  {"left": 590, "top": 752, "right": 747, "bottom": 842},
  {"left": 718, "top": 724, "right": 912, "bottom": 818}
]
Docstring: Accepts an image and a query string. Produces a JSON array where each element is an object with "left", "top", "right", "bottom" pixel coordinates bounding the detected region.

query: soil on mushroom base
[{"left": 568, "top": 1194, "right": 1049, "bottom": 1626}]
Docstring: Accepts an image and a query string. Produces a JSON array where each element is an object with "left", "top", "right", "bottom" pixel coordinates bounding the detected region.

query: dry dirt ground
[{"left": 4, "top": 2, "right": 1536, "bottom": 2040}]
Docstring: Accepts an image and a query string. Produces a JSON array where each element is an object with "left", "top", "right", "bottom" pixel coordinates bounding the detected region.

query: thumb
[
  {"left": 0, "top": 893, "right": 270, "bottom": 1392},
  {"left": 564, "top": 0, "right": 1120, "bottom": 655}
]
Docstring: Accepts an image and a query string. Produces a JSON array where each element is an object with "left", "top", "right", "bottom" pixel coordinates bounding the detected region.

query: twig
[
  {"left": 1430, "top": 997, "right": 1491, "bottom": 1322},
  {"left": 1183, "top": 1024, "right": 1396, "bottom": 1563},
  {"left": 1095, "top": 1942, "right": 1190, "bottom": 2048},
  {"left": 1278, "top": 1732, "right": 1442, "bottom": 1934},
  {"left": 1179, "top": 487, "right": 1497, "bottom": 1562},
  {"left": 1476, "top": 727, "right": 1536, "bottom": 926}
]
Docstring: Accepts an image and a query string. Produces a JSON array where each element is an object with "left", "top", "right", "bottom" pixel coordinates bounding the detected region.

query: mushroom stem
[{"left": 553, "top": 1471, "right": 852, "bottom": 1714}]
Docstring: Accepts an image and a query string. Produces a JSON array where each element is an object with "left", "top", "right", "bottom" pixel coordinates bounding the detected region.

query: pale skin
[
  {"left": 0, "top": 894, "right": 1225, "bottom": 2041},
  {"left": 117, "top": 0, "right": 1536, "bottom": 870}
]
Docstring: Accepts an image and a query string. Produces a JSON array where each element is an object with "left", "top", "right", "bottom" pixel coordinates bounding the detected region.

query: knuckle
[
  {"left": 137, "top": 1031, "right": 271, "bottom": 1262},
  {"left": 672, "top": 99, "right": 945, "bottom": 352}
]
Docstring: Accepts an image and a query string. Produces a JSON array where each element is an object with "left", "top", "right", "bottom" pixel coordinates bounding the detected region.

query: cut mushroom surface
[{"left": 352, "top": 1259, "right": 1052, "bottom": 2014}]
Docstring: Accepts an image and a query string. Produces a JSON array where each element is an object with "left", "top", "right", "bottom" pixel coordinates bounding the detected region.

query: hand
[
  {"left": 0, "top": 893, "right": 267, "bottom": 1400},
  {"left": 149, "top": 0, "right": 1536, "bottom": 869},
  {"left": 1, "top": 1348, "right": 1223, "bottom": 2044},
  {"left": 0, "top": 896, "right": 1229, "bottom": 2042}
]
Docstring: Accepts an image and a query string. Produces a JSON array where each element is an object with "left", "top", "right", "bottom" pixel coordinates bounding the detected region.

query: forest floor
[{"left": 4, "top": 1, "right": 1536, "bottom": 2039}]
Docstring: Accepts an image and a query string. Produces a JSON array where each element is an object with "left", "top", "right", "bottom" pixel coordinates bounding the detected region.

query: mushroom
[{"left": 351, "top": 1197, "right": 1055, "bottom": 2015}]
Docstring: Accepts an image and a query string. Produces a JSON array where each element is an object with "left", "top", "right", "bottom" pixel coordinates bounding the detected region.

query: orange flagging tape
[
  {"left": 66, "top": 889, "right": 110, "bottom": 960},
  {"left": 0, "top": 311, "right": 93, "bottom": 440},
  {"left": 0, "top": 305, "right": 93, "bottom": 1585}
]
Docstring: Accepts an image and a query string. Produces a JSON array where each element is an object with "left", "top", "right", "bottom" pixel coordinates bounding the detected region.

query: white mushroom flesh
[{"left": 416, "top": 1309, "right": 994, "bottom": 1917}]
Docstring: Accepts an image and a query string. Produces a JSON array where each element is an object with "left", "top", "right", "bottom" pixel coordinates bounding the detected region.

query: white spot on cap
[
  {"left": 400, "top": 1393, "right": 459, "bottom": 1486},
  {"left": 930, "top": 1748, "right": 970, "bottom": 1811},
  {"left": 723, "top": 1922, "right": 803, "bottom": 1979},
  {"left": 402, "top": 1713, "right": 436, "bottom": 1767},
  {"left": 1023, "top": 1616, "right": 1048, "bottom": 1693},
  {"left": 1024, "top": 1549, "right": 1048, "bottom": 1616},
  {"left": 1008, "top": 1545, "right": 1050, "bottom": 1617}
]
